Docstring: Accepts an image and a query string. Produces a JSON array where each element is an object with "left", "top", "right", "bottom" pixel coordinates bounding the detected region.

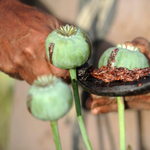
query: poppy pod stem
[
  {"left": 117, "top": 97, "right": 126, "bottom": 150},
  {"left": 69, "top": 68, "right": 92, "bottom": 150},
  {"left": 51, "top": 121, "right": 62, "bottom": 150}
]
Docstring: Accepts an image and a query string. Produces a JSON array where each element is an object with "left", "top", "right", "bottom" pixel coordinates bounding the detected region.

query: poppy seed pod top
[
  {"left": 45, "top": 24, "right": 92, "bottom": 69},
  {"left": 98, "top": 44, "right": 149, "bottom": 70},
  {"left": 27, "top": 75, "right": 73, "bottom": 121}
]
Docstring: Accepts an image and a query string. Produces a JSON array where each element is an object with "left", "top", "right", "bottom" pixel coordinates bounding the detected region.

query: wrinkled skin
[
  {"left": 0, "top": 0, "right": 70, "bottom": 84},
  {"left": 86, "top": 37, "right": 150, "bottom": 114}
]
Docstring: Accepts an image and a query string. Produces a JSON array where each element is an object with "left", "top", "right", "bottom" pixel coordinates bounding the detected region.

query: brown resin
[
  {"left": 107, "top": 48, "right": 119, "bottom": 67},
  {"left": 49, "top": 43, "right": 55, "bottom": 63},
  {"left": 91, "top": 47, "right": 150, "bottom": 83},
  {"left": 91, "top": 66, "right": 150, "bottom": 83}
]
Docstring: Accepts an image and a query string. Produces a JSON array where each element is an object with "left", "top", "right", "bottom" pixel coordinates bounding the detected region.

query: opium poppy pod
[
  {"left": 97, "top": 44, "right": 150, "bottom": 150},
  {"left": 45, "top": 24, "right": 92, "bottom": 69},
  {"left": 98, "top": 44, "right": 149, "bottom": 70},
  {"left": 27, "top": 75, "right": 73, "bottom": 121}
]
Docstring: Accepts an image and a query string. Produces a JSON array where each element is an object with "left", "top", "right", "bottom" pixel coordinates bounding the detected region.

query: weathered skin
[{"left": 0, "top": 0, "right": 70, "bottom": 84}]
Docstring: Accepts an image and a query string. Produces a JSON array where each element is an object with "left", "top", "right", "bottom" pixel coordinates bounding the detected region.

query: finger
[
  {"left": 91, "top": 103, "right": 118, "bottom": 114},
  {"left": 92, "top": 98, "right": 117, "bottom": 108},
  {"left": 49, "top": 63, "right": 70, "bottom": 83},
  {"left": 86, "top": 95, "right": 116, "bottom": 109},
  {"left": 125, "top": 37, "right": 150, "bottom": 60},
  {"left": 125, "top": 42, "right": 133, "bottom": 47},
  {"left": 126, "top": 101, "right": 150, "bottom": 110},
  {"left": 90, "top": 94, "right": 111, "bottom": 99},
  {"left": 91, "top": 94, "right": 116, "bottom": 102},
  {"left": 86, "top": 97, "right": 93, "bottom": 109},
  {"left": 16, "top": 22, "right": 68, "bottom": 84},
  {"left": 47, "top": 14, "right": 64, "bottom": 29},
  {"left": 132, "top": 37, "right": 150, "bottom": 58},
  {"left": 16, "top": 35, "right": 53, "bottom": 84},
  {"left": 125, "top": 94, "right": 150, "bottom": 103}
]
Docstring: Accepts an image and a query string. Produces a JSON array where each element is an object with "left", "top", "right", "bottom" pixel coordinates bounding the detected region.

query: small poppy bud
[{"left": 27, "top": 75, "right": 73, "bottom": 121}]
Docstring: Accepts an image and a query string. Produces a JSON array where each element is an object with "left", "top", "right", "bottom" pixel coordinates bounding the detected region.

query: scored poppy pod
[
  {"left": 98, "top": 44, "right": 149, "bottom": 70},
  {"left": 45, "top": 24, "right": 92, "bottom": 69}
]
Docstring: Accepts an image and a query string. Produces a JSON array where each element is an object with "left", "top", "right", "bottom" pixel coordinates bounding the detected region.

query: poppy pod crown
[
  {"left": 45, "top": 24, "right": 92, "bottom": 69},
  {"left": 98, "top": 44, "right": 149, "bottom": 70}
]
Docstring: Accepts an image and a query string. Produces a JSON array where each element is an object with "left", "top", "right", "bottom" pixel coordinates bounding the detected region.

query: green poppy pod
[
  {"left": 98, "top": 44, "right": 149, "bottom": 70},
  {"left": 27, "top": 75, "right": 73, "bottom": 121},
  {"left": 45, "top": 24, "right": 92, "bottom": 69}
]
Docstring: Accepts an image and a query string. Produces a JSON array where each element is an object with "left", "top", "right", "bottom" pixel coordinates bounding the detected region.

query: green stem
[
  {"left": 51, "top": 121, "right": 62, "bottom": 150},
  {"left": 117, "top": 97, "right": 126, "bottom": 150},
  {"left": 69, "top": 68, "right": 92, "bottom": 150}
]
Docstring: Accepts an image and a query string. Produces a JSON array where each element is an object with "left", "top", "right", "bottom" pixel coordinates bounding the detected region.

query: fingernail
[{"left": 91, "top": 108, "right": 100, "bottom": 115}]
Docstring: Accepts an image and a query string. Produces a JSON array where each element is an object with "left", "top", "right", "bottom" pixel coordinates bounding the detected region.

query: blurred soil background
[{"left": 1, "top": 0, "right": 150, "bottom": 150}]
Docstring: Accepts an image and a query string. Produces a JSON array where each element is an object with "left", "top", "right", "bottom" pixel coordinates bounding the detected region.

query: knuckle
[
  {"left": 22, "top": 46, "right": 37, "bottom": 60},
  {"left": 13, "top": 55, "right": 22, "bottom": 67}
]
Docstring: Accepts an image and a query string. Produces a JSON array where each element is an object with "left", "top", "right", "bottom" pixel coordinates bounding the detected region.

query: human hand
[
  {"left": 86, "top": 93, "right": 150, "bottom": 114},
  {"left": 86, "top": 37, "right": 150, "bottom": 114},
  {"left": 0, "top": 0, "right": 70, "bottom": 84}
]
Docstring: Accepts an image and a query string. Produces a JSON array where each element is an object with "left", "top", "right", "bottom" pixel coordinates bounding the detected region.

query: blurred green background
[{"left": 0, "top": 72, "right": 14, "bottom": 150}]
